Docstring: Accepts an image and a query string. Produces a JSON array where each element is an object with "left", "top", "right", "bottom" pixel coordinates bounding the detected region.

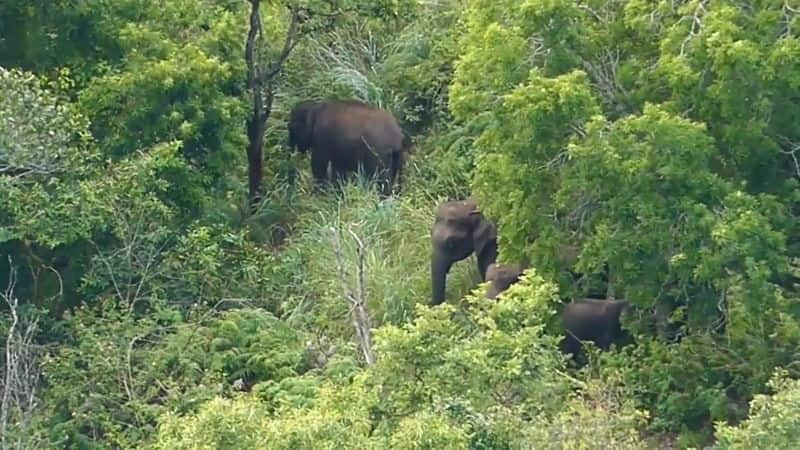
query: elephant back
[
  {"left": 313, "top": 101, "right": 406, "bottom": 156},
  {"left": 435, "top": 198, "right": 480, "bottom": 222}
]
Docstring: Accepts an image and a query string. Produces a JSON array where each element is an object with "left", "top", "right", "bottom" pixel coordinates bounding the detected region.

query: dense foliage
[
  {"left": 1, "top": 0, "right": 799, "bottom": 448},
  {"left": 451, "top": 0, "right": 800, "bottom": 443}
]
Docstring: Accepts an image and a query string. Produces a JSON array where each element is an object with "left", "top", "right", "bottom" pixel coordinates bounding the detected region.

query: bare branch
[
  {"left": 0, "top": 166, "right": 37, "bottom": 178},
  {"left": 712, "top": 288, "right": 728, "bottom": 335},
  {"left": 265, "top": 8, "right": 304, "bottom": 81},
  {"left": 1, "top": 257, "right": 43, "bottom": 449},
  {"left": 535, "top": 151, "right": 569, "bottom": 173},
  {"left": 245, "top": 0, "right": 264, "bottom": 94},
  {"left": 245, "top": 2, "right": 307, "bottom": 204},
  {"left": 527, "top": 35, "right": 548, "bottom": 66},
  {"left": 777, "top": 134, "right": 800, "bottom": 179},
  {"left": 781, "top": 1, "right": 797, "bottom": 38},
  {"left": 0, "top": 258, "right": 18, "bottom": 445},
  {"left": 577, "top": 3, "right": 604, "bottom": 22},
  {"left": 330, "top": 224, "right": 375, "bottom": 366},
  {"left": 581, "top": 48, "right": 630, "bottom": 115},
  {"left": 678, "top": 0, "right": 708, "bottom": 57}
]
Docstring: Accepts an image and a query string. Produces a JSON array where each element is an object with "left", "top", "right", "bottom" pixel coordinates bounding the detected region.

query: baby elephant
[
  {"left": 560, "top": 298, "right": 630, "bottom": 356},
  {"left": 485, "top": 262, "right": 528, "bottom": 299}
]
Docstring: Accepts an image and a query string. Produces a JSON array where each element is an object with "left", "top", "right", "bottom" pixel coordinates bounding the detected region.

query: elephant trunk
[{"left": 431, "top": 252, "right": 452, "bottom": 306}]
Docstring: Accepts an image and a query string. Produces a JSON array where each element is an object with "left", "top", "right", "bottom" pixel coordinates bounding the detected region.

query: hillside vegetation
[{"left": 1, "top": 1, "right": 799, "bottom": 448}]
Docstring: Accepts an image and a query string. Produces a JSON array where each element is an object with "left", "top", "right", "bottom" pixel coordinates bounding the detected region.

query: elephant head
[
  {"left": 560, "top": 298, "right": 631, "bottom": 356},
  {"left": 430, "top": 198, "right": 498, "bottom": 306},
  {"left": 287, "top": 100, "right": 323, "bottom": 153},
  {"left": 485, "top": 262, "right": 528, "bottom": 299}
]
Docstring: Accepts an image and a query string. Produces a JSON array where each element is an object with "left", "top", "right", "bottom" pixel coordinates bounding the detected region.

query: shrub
[
  {"left": 38, "top": 304, "right": 308, "bottom": 448},
  {"left": 153, "top": 268, "right": 650, "bottom": 449},
  {"left": 712, "top": 369, "right": 800, "bottom": 450}
]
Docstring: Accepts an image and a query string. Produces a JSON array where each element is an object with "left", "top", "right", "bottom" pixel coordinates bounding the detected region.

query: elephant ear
[
  {"left": 615, "top": 299, "right": 631, "bottom": 314},
  {"left": 602, "top": 299, "right": 630, "bottom": 318},
  {"left": 304, "top": 103, "right": 320, "bottom": 136},
  {"left": 289, "top": 101, "right": 321, "bottom": 152},
  {"left": 471, "top": 210, "right": 497, "bottom": 257}
]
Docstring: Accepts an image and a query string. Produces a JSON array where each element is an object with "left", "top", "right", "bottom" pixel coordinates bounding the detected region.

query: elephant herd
[
  {"left": 287, "top": 99, "right": 629, "bottom": 358},
  {"left": 428, "top": 199, "right": 630, "bottom": 358}
]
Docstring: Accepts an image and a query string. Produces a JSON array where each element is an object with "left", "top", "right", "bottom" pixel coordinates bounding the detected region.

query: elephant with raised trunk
[
  {"left": 287, "top": 99, "right": 411, "bottom": 196},
  {"left": 485, "top": 262, "right": 528, "bottom": 299},
  {"left": 430, "top": 198, "right": 498, "bottom": 305},
  {"left": 560, "top": 298, "right": 630, "bottom": 356}
]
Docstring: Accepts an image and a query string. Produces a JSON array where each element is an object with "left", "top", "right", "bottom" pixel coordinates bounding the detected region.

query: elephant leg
[
  {"left": 388, "top": 151, "right": 404, "bottom": 196},
  {"left": 371, "top": 154, "right": 397, "bottom": 198},
  {"left": 310, "top": 150, "right": 330, "bottom": 186},
  {"left": 559, "top": 333, "right": 581, "bottom": 357},
  {"left": 355, "top": 158, "right": 380, "bottom": 192},
  {"left": 376, "top": 166, "right": 393, "bottom": 198},
  {"left": 596, "top": 329, "right": 614, "bottom": 351},
  {"left": 476, "top": 246, "right": 498, "bottom": 281}
]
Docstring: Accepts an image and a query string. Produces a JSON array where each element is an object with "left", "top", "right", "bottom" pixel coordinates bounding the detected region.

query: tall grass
[
  {"left": 270, "top": 179, "right": 483, "bottom": 354},
  {"left": 277, "top": 18, "right": 411, "bottom": 119}
]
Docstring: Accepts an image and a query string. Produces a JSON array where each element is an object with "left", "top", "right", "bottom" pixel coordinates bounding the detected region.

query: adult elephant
[
  {"left": 485, "top": 262, "right": 528, "bottom": 299},
  {"left": 559, "top": 298, "right": 630, "bottom": 357},
  {"left": 287, "top": 99, "right": 411, "bottom": 196},
  {"left": 430, "top": 198, "right": 498, "bottom": 306}
]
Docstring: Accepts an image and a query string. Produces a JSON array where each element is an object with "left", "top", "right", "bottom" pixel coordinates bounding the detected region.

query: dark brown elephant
[
  {"left": 430, "top": 198, "right": 498, "bottom": 305},
  {"left": 287, "top": 99, "right": 411, "bottom": 196},
  {"left": 485, "top": 262, "right": 528, "bottom": 299},
  {"left": 559, "top": 298, "right": 630, "bottom": 356}
]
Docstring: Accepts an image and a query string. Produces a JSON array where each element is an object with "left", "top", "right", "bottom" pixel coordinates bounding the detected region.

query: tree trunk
[
  {"left": 246, "top": 106, "right": 267, "bottom": 206},
  {"left": 245, "top": 0, "right": 267, "bottom": 208},
  {"left": 244, "top": 1, "right": 301, "bottom": 209}
]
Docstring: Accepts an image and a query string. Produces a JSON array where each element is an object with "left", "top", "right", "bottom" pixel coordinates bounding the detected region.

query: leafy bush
[
  {"left": 158, "top": 224, "right": 284, "bottom": 309},
  {"left": 519, "top": 376, "right": 649, "bottom": 450},
  {"left": 38, "top": 304, "right": 308, "bottom": 448},
  {"left": 449, "top": 0, "right": 800, "bottom": 438},
  {"left": 712, "top": 369, "right": 800, "bottom": 450},
  {"left": 154, "top": 396, "right": 271, "bottom": 450},
  {"left": 153, "top": 268, "right": 650, "bottom": 449}
]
